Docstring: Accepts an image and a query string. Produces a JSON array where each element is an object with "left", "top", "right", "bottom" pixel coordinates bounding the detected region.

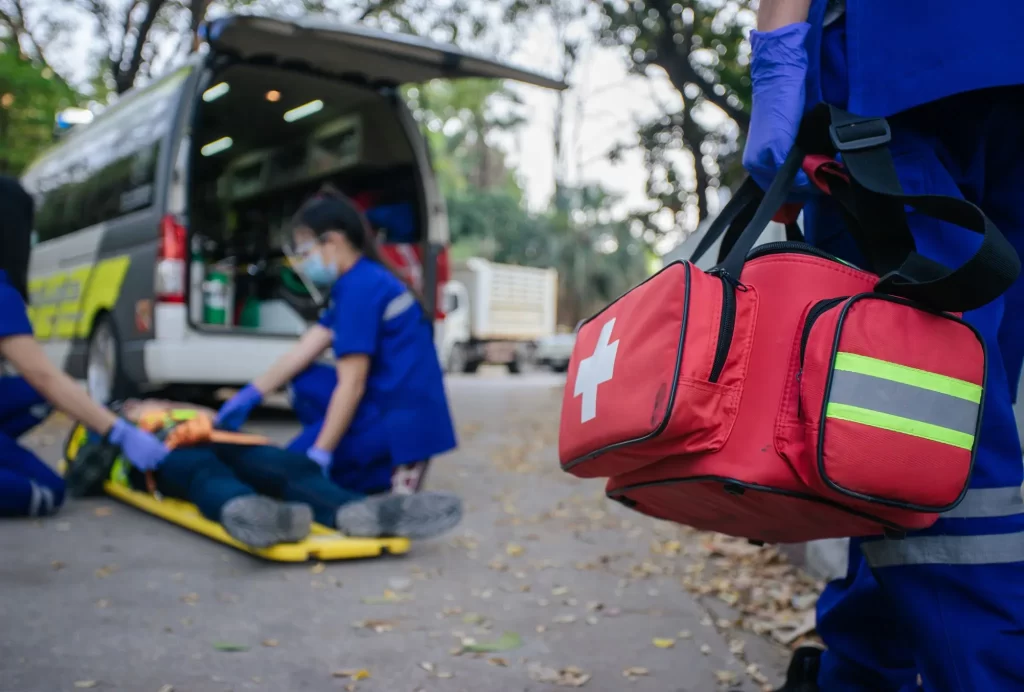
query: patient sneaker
[
  {"left": 335, "top": 492, "right": 463, "bottom": 540},
  {"left": 220, "top": 496, "right": 313, "bottom": 549},
  {"left": 773, "top": 646, "right": 822, "bottom": 692}
]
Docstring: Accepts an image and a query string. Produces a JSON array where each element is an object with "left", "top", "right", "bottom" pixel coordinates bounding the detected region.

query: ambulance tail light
[
  {"left": 156, "top": 214, "right": 187, "bottom": 303},
  {"left": 434, "top": 245, "right": 450, "bottom": 321}
]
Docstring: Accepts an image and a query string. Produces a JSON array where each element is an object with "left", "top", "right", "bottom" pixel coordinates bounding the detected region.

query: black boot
[{"left": 774, "top": 646, "right": 822, "bottom": 691}]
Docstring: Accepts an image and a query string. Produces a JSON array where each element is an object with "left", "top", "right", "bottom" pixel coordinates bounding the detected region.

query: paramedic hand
[
  {"left": 742, "top": 22, "right": 813, "bottom": 194},
  {"left": 306, "top": 446, "right": 332, "bottom": 477},
  {"left": 215, "top": 383, "right": 263, "bottom": 431},
  {"left": 108, "top": 419, "right": 169, "bottom": 472}
]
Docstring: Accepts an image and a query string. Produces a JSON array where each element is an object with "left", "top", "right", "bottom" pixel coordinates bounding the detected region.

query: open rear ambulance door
[{"left": 200, "top": 15, "right": 568, "bottom": 90}]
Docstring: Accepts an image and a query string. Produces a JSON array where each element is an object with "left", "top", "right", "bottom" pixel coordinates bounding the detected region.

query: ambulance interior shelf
[{"left": 186, "top": 62, "right": 425, "bottom": 337}]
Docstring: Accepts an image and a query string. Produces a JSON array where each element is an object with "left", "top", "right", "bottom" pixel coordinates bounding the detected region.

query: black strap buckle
[{"left": 830, "top": 117, "right": 892, "bottom": 152}]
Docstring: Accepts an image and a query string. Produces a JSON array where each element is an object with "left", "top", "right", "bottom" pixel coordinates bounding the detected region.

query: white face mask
[{"left": 299, "top": 250, "right": 340, "bottom": 287}]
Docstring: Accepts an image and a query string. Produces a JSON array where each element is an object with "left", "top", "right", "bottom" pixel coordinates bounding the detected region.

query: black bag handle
[
  {"left": 717, "top": 104, "right": 1020, "bottom": 313},
  {"left": 688, "top": 177, "right": 762, "bottom": 267}
]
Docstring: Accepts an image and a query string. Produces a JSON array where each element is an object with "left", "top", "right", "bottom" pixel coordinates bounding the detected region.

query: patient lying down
[{"left": 116, "top": 399, "right": 462, "bottom": 548}]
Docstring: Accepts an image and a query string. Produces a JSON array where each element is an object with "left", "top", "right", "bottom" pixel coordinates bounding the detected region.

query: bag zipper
[
  {"left": 747, "top": 241, "right": 863, "bottom": 271},
  {"left": 709, "top": 274, "right": 736, "bottom": 382},
  {"left": 799, "top": 297, "right": 847, "bottom": 367}
]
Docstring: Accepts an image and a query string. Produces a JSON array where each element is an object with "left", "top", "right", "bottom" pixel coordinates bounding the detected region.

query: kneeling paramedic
[
  {"left": 747, "top": 1, "right": 1024, "bottom": 690},
  {"left": 0, "top": 177, "right": 169, "bottom": 517},
  {"left": 215, "top": 193, "right": 457, "bottom": 495}
]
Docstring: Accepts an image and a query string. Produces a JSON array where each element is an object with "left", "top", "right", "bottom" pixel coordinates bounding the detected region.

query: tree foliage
[
  {"left": 599, "top": 0, "right": 755, "bottom": 233},
  {"left": 0, "top": 0, "right": 509, "bottom": 98},
  {"left": 411, "top": 77, "right": 654, "bottom": 325},
  {"left": 0, "top": 42, "right": 79, "bottom": 173}
]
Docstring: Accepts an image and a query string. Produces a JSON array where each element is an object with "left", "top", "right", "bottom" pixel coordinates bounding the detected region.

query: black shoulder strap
[
  {"left": 688, "top": 177, "right": 761, "bottom": 266},
  {"left": 718, "top": 104, "right": 1020, "bottom": 313}
]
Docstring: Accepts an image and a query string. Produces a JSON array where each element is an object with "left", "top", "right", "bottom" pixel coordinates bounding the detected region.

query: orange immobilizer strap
[{"left": 136, "top": 412, "right": 271, "bottom": 495}]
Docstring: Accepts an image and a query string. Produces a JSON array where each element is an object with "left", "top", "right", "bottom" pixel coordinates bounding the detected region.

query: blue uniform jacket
[
  {"left": 317, "top": 258, "right": 457, "bottom": 466},
  {"left": 806, "top": 0, "right": 1024, "bottom": 117}
]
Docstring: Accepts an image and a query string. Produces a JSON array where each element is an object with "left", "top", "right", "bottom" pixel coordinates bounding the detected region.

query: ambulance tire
[{"left": 86, "top": 315, "right": 134, "bottom": 405}]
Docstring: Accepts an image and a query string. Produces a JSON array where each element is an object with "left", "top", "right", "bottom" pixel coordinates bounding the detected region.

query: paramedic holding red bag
[{"left": 747, "top": 1, "right": 1024, "bottom": 690}]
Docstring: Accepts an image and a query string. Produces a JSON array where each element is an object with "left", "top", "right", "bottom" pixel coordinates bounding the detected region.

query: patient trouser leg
[
  {"left": 208, "top": 444, "right": 365, "bottom": 528},
  {"left": 811, "top": 96, "right": 1024, "bottom": 691},
  {"left": 155, "top": 447, "right": 259, "bottom": 522}
]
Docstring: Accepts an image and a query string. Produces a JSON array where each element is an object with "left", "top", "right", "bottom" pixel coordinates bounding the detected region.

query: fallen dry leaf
[
  {"left": 94, "top": 564, "right": 117, "bottom": 578},
  {"left": 352, "top": 619, "right": 396, "bottom": 633},
  {"left": 623, "top": 667, "right": 650, "bottom": 679},
  {"left": 262, "top": 639, "right": 278, "bottom": 648},
  {"left": 93, "top": 507, "right": 112, "bottom": 517},
  {"left": 552, "top": 614, "right": 577, "bottom": 624},
  {"left": 310, "top": 562, "right": 326, "bottom": 574},
  {"left": 528, "top": 663, "right": 591, "bottom": 688},
  {"left": 361, "top": 590, "right": 413, "bottom": 605},
  {"left": 460, "top": 631, "right": 522, "bottom": 653},
  {"left": 505, "top": 543, "right": 525, "bottom": 557},
  {"left": 51, "top": 560, "right": 66, "bottom": 570},
  {"left": 652, "top": 638, "right": 676, "bottom": 649},
  {"left": 180, "top": 593, "right": 199, "bottom": 605},
  {"left": 488, "top": 657, "right": 508, "bottom": 667},
  {"left": 333, "top": 669, "right": 371, "bottom": 680},
  {"left": 73, "top": 682, "right": 97, "bottom": 689},
  {"left": 715, "top": 670, "right": 738, "bottom": 686}
]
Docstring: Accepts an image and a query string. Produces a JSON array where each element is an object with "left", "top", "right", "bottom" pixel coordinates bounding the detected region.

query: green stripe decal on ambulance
[{"left": 826, "top": 352, "right": 981, "bottom": 450}]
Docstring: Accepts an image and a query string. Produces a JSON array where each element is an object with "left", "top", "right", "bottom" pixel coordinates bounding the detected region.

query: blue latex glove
[
  {"left": 215, "top": 384, "right": 263, "bottom": 431},
  {"left": 108, "top": 419, "right": 169, "bottom": 472},
  {"left": 306, "top": 446, "right": 333, "bottom": 477},
  {"left": 742, "top": 23, "right": 814, "bottom": 194}
]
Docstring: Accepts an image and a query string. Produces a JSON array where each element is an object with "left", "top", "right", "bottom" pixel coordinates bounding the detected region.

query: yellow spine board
[
  {"left": 62, "top": 424, "right": 411, "bottom": 562},
  {"left": 103, "top": 483, "right": 410, "bottom": 562}
]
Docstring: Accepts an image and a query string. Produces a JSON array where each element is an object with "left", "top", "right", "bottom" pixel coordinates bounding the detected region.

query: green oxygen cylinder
[{"left": 203, "top": 267, "right": 229, "bottom": 325}]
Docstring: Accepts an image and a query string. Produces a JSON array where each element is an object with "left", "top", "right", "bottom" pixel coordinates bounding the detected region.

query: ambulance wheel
[
  {"left": 87, "top": 316, "right": 132, "bottom": 405},
  {"left": 507, "top": 357, "right": 523, "bottom": 375}
]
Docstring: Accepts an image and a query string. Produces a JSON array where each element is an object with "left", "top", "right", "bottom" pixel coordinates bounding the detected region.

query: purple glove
[
  {"left": 742, "top": 23, "right": 813, "bottom": 194},
  {"left": 306, "top": 446, "right": 333, "bottom": 477},
  {"left": 108, "top": 419, "right": 170, "bottom": 472},
  {"left": 215, "top": 384, "right": 263, "bottom": 431}
]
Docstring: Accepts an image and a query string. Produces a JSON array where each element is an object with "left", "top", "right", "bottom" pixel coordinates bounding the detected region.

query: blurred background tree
[{"left": 0, "top": 0, "right": 750, "bottom": 325}]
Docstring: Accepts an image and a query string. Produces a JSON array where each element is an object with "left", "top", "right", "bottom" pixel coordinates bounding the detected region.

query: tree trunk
[
  {"left": 115, "top": 0, "right": 168, "bottom": 94},
  {"left": 681, "top": 91, "right": 709, "bottom": 224}
]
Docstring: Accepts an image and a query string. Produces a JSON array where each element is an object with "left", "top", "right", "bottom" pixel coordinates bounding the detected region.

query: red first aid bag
[{"left": 557, "top": 106, "right": 1021, "bottom": 543}]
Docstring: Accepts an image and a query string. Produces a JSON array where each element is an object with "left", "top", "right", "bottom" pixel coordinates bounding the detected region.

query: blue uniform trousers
[
  {"left": 804, "top": 90, "right": 1024, "bottom": 691},
  {"left": 287, "top": 364, "right": 396, "bottom": 495},
  {"left": 0, "top": 376, "right": 64, "bottom": 517}
]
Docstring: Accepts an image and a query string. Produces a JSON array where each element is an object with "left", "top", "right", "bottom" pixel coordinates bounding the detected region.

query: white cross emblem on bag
[{"left": 574, "top": 318, "right": 619, "bottom": 423}]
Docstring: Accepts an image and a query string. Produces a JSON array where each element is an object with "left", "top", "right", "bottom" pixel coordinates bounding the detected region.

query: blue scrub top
[
  {"left": 317, "top": 257, "right": 457, "bottom": 465},
  {"left": 0, "top": 270, "right": 32, "bottom": 341},
  {"left": 805, "top": 1, "right": 1024, "bottom": 117}
]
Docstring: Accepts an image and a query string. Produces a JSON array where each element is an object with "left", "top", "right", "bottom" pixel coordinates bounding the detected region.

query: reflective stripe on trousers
[{"left": 857, "top": 486, "right": 1024, "bottom": 568}]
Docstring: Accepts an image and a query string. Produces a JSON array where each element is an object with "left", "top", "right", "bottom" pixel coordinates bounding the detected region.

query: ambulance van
[{"left": 20, "top": 15, "right": 564, "bottom": 403}]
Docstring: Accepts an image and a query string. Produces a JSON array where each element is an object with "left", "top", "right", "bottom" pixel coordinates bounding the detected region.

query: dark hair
[
  {"left": 0, "top": 176, "right": 34, "bottom": 302},
  {"left": 294, "top": 186, "right": 424, "bottom": 303}
]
